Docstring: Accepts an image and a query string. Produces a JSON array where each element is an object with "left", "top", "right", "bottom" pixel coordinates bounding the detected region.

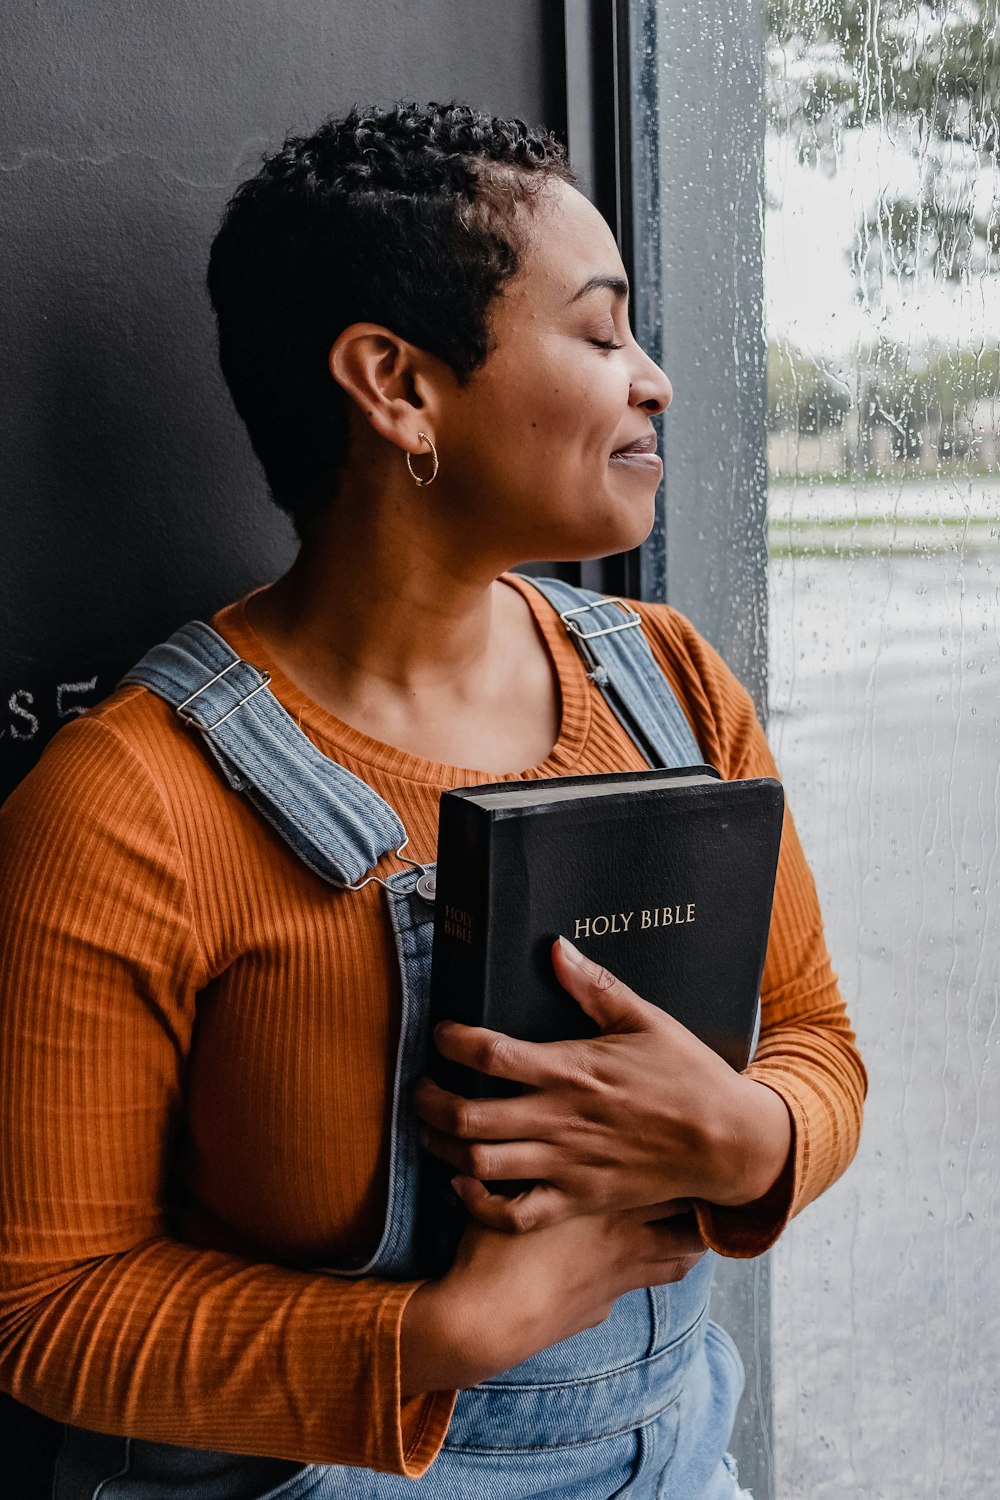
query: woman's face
[{"left": 440, "top": 177, "right": 673, "bottom": 565}]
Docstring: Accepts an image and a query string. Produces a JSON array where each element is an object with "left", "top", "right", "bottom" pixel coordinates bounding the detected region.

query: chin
[
  {"left": 578, "top": 498, "right": 657, "bottom": 561},
  {"left": 513, "top": 485, "right": 657, "bottom": 567},
  {"left": 540, "top": 521, "right": 654, "bottom": 567}
]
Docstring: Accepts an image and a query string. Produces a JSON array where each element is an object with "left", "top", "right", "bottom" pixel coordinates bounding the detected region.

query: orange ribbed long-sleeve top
[{"left": 0, "top": 573, "right": 866, "bottom": 1474}]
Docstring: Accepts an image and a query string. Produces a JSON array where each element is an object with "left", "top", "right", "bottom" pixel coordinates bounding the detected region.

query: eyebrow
[{"left": 566, "top": 273, "right": 630, "bottom": 306}]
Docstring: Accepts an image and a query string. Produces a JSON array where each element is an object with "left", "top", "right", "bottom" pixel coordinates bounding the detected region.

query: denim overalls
[{"left": 54, "top": 580, "right": 748, "bottom": 1500}]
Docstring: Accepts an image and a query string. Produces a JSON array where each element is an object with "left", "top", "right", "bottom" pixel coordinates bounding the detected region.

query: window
[
  {"left": 766, "top": 3, "right": 998, "bottom": 1494},
  {"left": 626, "top": 0, "right": 998, "bottom": 1493}
]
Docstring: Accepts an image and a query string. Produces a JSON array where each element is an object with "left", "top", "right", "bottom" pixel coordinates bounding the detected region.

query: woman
[{"left": 0, "top": 102, "right": 865, "bottom": 1498}]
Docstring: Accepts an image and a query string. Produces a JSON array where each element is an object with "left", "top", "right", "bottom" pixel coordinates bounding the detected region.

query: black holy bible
[{"left": 418, "top": 765, "right": 785, "bottom": 1270}]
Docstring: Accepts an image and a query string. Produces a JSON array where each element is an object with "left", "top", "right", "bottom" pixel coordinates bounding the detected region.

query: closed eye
[{"left": 590, "top": 336, "right": 625, "bottom": 351}]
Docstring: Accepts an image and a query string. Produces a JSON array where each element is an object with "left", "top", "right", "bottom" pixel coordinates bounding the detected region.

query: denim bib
[{"left": 55, "top": 580, "right": 747, "bottom": 1500}]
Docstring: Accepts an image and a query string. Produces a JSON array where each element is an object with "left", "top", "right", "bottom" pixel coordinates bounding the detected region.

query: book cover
[{"left": 417, "top": 766, "right": 784, "bottom": 1269}]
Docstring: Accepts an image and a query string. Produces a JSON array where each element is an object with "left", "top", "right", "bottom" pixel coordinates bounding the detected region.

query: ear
[{"left": 328, "top": 322, "right": 442, "bottom": 456}]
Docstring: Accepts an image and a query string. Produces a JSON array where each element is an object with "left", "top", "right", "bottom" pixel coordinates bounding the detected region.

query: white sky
[{"left": 765, "top": 126, "right": 1000, "bottom": 363}]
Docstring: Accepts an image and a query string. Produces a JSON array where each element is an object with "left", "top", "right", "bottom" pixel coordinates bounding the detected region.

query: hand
[
  {"left": 414, "top": 936, "right": 792, "bottom": 1233},
  {"left": 400, "top": 1201, "right": 707, "bottom": 1396}
]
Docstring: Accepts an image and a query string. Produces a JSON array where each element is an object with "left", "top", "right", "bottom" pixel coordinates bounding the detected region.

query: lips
[
  {"left": 609, "top": 432, "right": 661, "bottom": 471},
  {"left": 611, "top": 433, "right": 658, "bottom": 456}
]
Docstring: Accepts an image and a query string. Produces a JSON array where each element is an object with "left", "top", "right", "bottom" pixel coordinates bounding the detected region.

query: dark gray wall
[
  {"left": 0, "top": 0, "right": 565, "bottom": 803},
  {"left": 0, "top": 3, "right": 563, "bottom": 1484}
]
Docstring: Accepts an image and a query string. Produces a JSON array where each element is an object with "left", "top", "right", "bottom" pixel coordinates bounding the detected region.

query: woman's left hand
[{"left": 413, "top": 936, "right": 793, "bottom": 1233}]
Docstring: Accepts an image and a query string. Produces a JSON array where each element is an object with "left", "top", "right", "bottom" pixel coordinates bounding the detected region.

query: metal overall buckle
[
  {"left": 559, "top": 596, "right": 642, "bottom": 641},
  {"left": 337, "top": 837, "right": 437, "bottom": 904},
  {"left": 175, "top": 658, "right": 273, "bottom": 732},
  {"left": 176, "top": 656, "right": 436, "bottom": 902}
]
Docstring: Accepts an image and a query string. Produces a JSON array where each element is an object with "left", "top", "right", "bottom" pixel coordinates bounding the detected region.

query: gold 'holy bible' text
[{"left": 573, "top": 903, "right": 696, "bottom": 939}]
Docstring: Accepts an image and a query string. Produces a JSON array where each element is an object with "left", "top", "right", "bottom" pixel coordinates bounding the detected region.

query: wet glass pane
[
  {"left": 766, "top": 2, "right": 999, "bottom": 1494},
  {"left": 630, "top": 0, "right": 998, "bottom": 1493}
]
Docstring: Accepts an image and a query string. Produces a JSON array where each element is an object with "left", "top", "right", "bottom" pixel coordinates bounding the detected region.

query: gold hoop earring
[{"left": 406, "top": 431, "right": 439, "bottom": 487}]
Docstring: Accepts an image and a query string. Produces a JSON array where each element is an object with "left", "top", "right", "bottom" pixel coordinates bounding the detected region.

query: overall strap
[
  {"left": 120, "top": 622, "right": 406, "bottom": 890},
  {"left": 121, "top": 580, "right": 701, "bottom": 889},
  {"left": 523, "top": 576, "right": 703, "bottom": 770}
]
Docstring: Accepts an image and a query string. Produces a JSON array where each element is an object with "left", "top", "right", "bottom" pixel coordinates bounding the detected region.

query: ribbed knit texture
[{"left": 0, "top": 572, "right": 866, "bottom": 1471}]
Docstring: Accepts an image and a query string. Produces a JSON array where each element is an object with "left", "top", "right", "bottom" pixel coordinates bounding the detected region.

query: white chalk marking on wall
[
  {"left": 56, "top": 677, "right": 99, "bottom": 719},
  {"left": 6, "top": 690, "right": 40, "bottom": 741},
  {"left": 1, "top": 677, "right": 100, "bottom": 742}
]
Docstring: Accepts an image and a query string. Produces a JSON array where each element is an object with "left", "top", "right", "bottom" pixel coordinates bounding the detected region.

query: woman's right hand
[{"left": 399, "top": 1200, "right": 705, "bottom": 1397}]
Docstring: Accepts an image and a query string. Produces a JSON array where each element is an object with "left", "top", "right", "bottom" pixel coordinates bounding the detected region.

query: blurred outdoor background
[{"left": 764, "top": 2, "right": 999, "bottom": 1494}]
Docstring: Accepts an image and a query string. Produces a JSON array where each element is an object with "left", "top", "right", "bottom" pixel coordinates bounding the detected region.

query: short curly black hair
[{"left": 206, "top": 101, "right": 574, "bottom": 537}]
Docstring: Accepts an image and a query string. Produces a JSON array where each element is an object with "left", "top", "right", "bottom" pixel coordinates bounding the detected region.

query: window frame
[{"left": 562, "top": 2, "right": 773, "bottom": 1493}]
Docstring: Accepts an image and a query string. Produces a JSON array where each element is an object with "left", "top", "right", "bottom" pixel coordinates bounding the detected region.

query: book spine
[
  {"left": 419, "top": 795, "right": 492, "bottom": 1274},
  {"left": 428, "top": 794, "right": 492, "bottom": 1098}
]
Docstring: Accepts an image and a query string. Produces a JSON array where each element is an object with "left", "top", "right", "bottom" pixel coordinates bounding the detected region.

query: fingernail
[{"left": 557, "top": 935, "right": 588, "bottom": 966}]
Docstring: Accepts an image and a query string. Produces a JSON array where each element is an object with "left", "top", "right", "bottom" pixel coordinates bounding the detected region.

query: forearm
[
  {"left": 0, "top": 724, "right": 460, "bottom": 1473},
  {"left": 0, "top": 1237, "right": 454, "bottom": 1474},
  {"left": 400, "top": 1279, "right": 480, "bottom": 1398},
  {"left": 399, "top": 1248, "right": 560, "bottom": 1397},
  {"left": 746, "top": 1010, "right": 868, "bottom": 1213},
  {"left": 711, "top": 1072, "right": 795, "bottom": 1207},
  {"left": 697, "top": 1008, "right": 867, "bottom": 1257}
]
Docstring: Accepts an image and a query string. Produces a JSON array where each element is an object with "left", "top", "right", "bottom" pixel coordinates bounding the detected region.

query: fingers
[
  {"left": 451, "top": 1179, "right": 707, "bottom": 1244},
  {"left": 651, "top": 1251, "right": 708, "bottom": 1284},
  {"left": 451, "top": 1175, "right": 570, "bottom": 1235},
  {"left": 550, "top": 937, "right": 655, "bottom": 1034},
  {"left": 452, "top": 1178, "right": 709, "bottom": 1302},
  {"left": 642, "top": 1211, "right": 707, "bottom": 1261},
  {"left": 413, "top": 1078, "right": 545, "bottom": 1142},
  {"left": 625, "top": 1198, "right": 696, "bottom": 1224},
  {"left": 421, "top": 1127, "right": 551, "bottom": 1185},
  {"left": 431, "top": 1022, "right": 564, "bottom": 1088},
  {"left": 430, "top": 940, "right": 658, "bottom": 1096},
  {"left": 611, "top": 1212, "right": 707, "bottom": 1288}
]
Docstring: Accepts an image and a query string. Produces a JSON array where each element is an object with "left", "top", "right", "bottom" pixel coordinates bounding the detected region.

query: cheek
[{"left": 488, "top": 352, "right": 623, "bottom": 467}]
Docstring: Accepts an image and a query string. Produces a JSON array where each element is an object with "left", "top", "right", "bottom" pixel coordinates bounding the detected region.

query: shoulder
[
  {"left": 627, "top": 597, "right": 768, "bottom": 780},
  {"left": 1, "top": 585, "right": 263, "bottom": 829},
  {"left": 4, "top": 677, "right": 208, "bottom": 808},
  {"left": 0, "top": 681, "right": 221, "bottom": 883},
  {"left": 4, "top": 588, "right": 260, "bottom": 825}
]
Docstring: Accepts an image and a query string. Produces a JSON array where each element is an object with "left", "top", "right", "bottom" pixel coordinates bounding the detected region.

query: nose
[{"left": 629, "top": 345, "right": 672, "bottom": 416}]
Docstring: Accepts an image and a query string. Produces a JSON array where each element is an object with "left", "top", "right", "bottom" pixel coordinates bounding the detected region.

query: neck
[
  {"left": 248, "top": 462, "right": 519, "bottom": 699},
  {"left": 244, "top": 452, "right": 563, "bottom": 773}
]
